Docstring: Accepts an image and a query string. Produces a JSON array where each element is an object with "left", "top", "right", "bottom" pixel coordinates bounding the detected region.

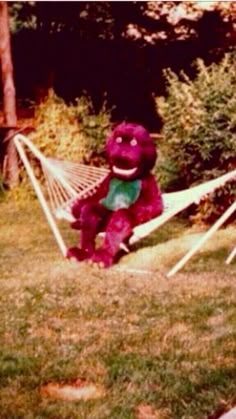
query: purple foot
[
  {"left": 66, "top": 247, "right": 90, "bottom": 262},
  {"left": 91, "top": 249, "right": 114, "bottom": 268}
]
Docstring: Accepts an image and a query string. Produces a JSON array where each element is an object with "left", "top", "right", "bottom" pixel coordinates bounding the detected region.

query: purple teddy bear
[{"left": 67, "top": 122, "right": 163, "bottom": 267}]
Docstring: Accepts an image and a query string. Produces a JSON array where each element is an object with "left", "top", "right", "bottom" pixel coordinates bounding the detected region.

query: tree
[
  {"left": 6, "top": 1, "right": 236, "bottom": 133},
  {"left": 0, "top": 1, "right": 18, "bottom": 187}
]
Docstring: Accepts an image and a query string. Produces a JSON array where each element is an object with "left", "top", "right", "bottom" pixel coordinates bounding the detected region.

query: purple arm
[{"left": 130, "top": 175, "right": 163, "bottom": 225}]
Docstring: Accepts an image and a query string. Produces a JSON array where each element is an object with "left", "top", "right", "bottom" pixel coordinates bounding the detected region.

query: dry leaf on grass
[
  {"left": 135, "top": 403, "right": 162, "bottom": 419},
  {"left": 40, "top": 379, "right": 105, "bottom": 401},
  {"left": 135, "top": 403, "right": 171, "bottom": 419}
]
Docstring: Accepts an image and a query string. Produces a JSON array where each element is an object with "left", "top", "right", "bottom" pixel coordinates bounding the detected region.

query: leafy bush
[
  {"left": 30, "top": 90, "right": 111, "bottom": 165},
  {"left": 156, "top": 53, "right": 236, "bottom": 223},
  {"left": 11, "top": 91, "right": 112, "bottom": 203}
]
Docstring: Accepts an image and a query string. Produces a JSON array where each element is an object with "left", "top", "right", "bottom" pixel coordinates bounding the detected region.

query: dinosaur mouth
[{"left": 112, "top": 166, "right": 137, "bottom": 177}]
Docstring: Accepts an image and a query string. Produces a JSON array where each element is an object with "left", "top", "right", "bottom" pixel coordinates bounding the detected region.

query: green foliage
[
  {"left": 11, "top": 91, "right": 111, "bottom": 203},
  {"left": 30, "top": 90, "right": 111, "bottom": 164},
  {"left": 156, "top": 52, "right": 236, "bottom": 223}
]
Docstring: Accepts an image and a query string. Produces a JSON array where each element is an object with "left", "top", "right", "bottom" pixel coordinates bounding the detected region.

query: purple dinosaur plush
[{"left": 67, "top": 122, "right": 163, "bottom": 267}]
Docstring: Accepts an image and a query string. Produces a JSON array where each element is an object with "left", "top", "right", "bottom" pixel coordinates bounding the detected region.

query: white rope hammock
[
  {"left": 43, "top": 158, "right": 109, "bottom": 220},
  {"left": 14, "top": 134, "right": 236, "bottom": 273}
]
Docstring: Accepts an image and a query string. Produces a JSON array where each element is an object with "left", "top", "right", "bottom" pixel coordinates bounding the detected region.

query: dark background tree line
[{"left": 1, "top": 1, "right": 236, "bottom": 186}]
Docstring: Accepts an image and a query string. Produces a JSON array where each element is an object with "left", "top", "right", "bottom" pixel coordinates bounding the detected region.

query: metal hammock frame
[{"left": 14, "top": 134, "right": 236, "bottom": 276}]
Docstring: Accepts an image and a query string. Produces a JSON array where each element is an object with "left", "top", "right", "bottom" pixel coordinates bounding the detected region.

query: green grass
[{"left": 0, "top": 198, "right": 236, "bottom": 418}]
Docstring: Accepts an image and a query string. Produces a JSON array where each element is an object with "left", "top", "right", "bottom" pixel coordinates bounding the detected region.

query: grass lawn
[{"left": 0, "top": 197, "right": 236, "bottom": 419}]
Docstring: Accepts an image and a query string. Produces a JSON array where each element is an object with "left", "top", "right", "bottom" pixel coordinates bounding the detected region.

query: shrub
[
  {"left": 156, "top": 53, "right": 236, "bottom": 223},
  {"left": 11, "top": 91, "right": 112, "bottom": 203},
  {"left": 30, "top": 90, "right": 111, "bottom": 165}
]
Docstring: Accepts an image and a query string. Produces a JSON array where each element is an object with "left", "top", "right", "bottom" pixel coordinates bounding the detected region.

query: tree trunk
[{"left": 0, "top": 1, "right": 18, "bottom": 187}]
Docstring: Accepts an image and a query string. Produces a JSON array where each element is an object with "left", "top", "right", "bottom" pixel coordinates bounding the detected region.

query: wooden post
[{"left": 0, "top": 2, "right": 18, "bottom": 186}]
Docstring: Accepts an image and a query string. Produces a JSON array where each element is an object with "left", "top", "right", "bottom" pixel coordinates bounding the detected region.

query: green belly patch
[{"left": 101, "top": 178, "right": 141, "bottom": 211}]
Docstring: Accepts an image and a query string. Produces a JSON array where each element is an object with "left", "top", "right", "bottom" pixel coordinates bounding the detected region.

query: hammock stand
[{"left": 14, "top": 134, "right": 236, "bottom": 275}]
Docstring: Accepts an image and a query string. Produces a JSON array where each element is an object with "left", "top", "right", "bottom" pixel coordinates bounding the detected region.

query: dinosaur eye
[
  {"left": 130, "top": 138, "right": 138, "bottom": 146},
  {"left": 116, "top": 137, "right": 123, "bottom": 144}
]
